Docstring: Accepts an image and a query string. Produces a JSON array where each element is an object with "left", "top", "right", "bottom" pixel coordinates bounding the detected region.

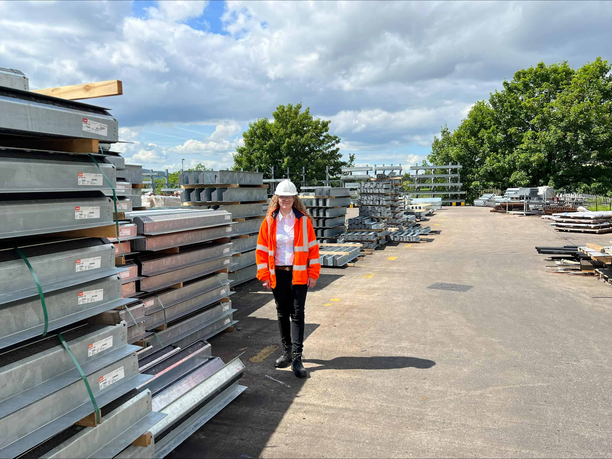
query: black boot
[
  {"left": 291, "top": 354, "right": 307, "bottom": 378},
  {"left": 275, "top": 349, "right": 292, "bottom": 368}
]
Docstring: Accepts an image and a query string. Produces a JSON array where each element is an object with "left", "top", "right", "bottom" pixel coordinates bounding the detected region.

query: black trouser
[{"left": 272, "top": 269, "right": 308, "bottom": 357}]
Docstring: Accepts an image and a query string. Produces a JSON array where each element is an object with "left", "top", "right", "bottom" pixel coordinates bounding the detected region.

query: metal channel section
[
  {"left": 0, "top": 239, "right": 122, "bottom": 305},
  {"left": 231, "top": 217, "right": 265, "bottom": 237},
  {"left": 41, "top": 390, "right": 166, "bottom": 459},
  {"left": 0, "top": 86, "right": 119, "bottom": 142},
  {"left": 0, "top": 194, "right": 115, "bottom": 240},
  {"left": 132, "top": 225, "right": 233, "bottom": 252},
  {"left": 220, "top": 203, "right": 265, "bottom": 219},
  {"left": 115, "top": 440, "right": 155, "bottom": 459},
  {"left": 151, "top": 358, "right": 246, "bottom": 459},
  {"left": 0, "top": 323, "right": 127, "bottom": 400},
  {"left": 133, "top": 210, "right": 232, "bottom": 236},
  {"left": 140, "top": 256, "right": 232, "bottom": 292},
  {"left": 231, "top": 235, "right": 258, "bottom": 253},
  {"left": 145, "top": 285, "right": 231, "bottom": 330},
  {"left": 141, "top": 273, "right": 230, "bottom": 314},
  {"left": 140, "top": 305, "right": 236, "bottom": 351},
  {"left": 0, "top": 275, "right": 132, "bottom": 350},
  {"left": 0, "top": 352, "right": 151, "bottom": 458},
  {"left": 0, "top": 152, "right": 116, "bottom": 193},
  {"left": 230, "top": 250, "right": 256, "bottom": 272},
  {"left": 138, "top": 242, "right": 233, "bottom": 277},
  {"left": 141, "top": 342, "right": 215, "bottom": 395},
  {"left": 229, "top": 264, "right": 257, "bottom": 287},
  {"left": 319, "top": 245, "right": 361, "bottom": 267},
  {"left": 39, "top": 390, "right": 165, "bottom": 459}
]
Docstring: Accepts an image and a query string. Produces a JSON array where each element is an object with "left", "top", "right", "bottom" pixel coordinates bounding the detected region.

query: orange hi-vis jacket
[{"left": 256, "top": 208, "right": 321, "bottom": 288}]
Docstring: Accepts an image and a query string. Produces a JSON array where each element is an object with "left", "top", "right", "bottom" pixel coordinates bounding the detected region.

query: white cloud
[
  {"left": 132, "top": 145, "right": 168, "bottom": 164},
  {"left": 1, "top": 0, "right": 610, "bottom": 170}
]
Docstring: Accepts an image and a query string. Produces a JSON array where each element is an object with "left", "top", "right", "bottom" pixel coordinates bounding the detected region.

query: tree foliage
[
  {"left": 428, "top": 58, "right": 612, "bottom": 202},
  {"left": 155, "top": 163, "right": 211, "bottom": 194},
  {"left": 233, "top": 103, "right": 347, "bottom": 187}
]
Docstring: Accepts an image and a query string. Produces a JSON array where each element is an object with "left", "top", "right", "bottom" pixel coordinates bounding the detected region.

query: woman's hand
[
  {"left": 307, "top": 277, "right": 317, "bottom": 288},
  {"left": 263, "top": 279, "right": 272, "bottom": 290}
]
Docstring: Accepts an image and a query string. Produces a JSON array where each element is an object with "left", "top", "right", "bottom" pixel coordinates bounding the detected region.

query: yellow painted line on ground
[
  {"left": 324, "top": 303, "right": 332, "bottom": 307},
  {"left": 249, "top": 345, "right": 278, "bottom": 363},
  {"left": 440, "top": 219, "right": 445, "bottom": 222},
  {"left": 434, "top": 224, "right": 440, "bottom": 226},
  {"left": 387, "top": 256, "right": 398, "bottom": 261},
  {"left": 362, "top": 273, "right": 376, "bottom": 279},
  {"left": 330, "top": 298, "right": 341, "bottom": 302}
]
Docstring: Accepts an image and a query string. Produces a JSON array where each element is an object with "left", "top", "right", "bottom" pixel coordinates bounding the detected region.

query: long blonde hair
[{"left": 267, "top": 195, "right": 313, "bottom": 223}]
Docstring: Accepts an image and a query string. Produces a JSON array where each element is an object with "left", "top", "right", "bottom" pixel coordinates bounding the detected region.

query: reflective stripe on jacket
[{"left": 256, "top": 207, "right": 320, "bottom": 288}]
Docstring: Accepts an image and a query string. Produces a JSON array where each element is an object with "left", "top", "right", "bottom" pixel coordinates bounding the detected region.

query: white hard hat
[{"left": 275, "top": 179, "right": 298, "bottom": 196}]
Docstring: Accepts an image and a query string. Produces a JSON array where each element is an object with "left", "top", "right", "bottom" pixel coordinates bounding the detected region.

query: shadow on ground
[{"left": 305, "top": 356, "right": 436, "bottom": 372}]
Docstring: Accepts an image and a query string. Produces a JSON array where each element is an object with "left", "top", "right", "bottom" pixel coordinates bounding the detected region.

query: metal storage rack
[{"left": 407, "top": 164, "right": 465, "bottom": 205}]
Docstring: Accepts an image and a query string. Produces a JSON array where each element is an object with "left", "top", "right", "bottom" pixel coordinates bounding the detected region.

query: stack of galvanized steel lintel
[
  {"left": 179, "top": 170, "right": 268, "bottom": 287},
  {"left": 300, "top": 187, "right": 350, "bottom": 242},
  {"left": 0, "top": 69, "right": 245, "bottom": 458}
]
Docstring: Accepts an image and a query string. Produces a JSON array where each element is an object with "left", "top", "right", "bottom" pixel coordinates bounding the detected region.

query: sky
[{"left": 1, "top": 1, "right": 610, "bottom": 172}]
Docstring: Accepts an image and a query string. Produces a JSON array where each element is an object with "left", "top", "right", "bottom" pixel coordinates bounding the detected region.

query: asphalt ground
[{"left": 170, "top": 207, "right": 612, "bottom": 458}]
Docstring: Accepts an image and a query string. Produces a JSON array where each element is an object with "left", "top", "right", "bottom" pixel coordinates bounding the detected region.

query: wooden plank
[
  {"left": 131, "top": 432, "right": 152, "bottom": 447},
  {"left": 55, "top": 224, "right": 118, "bottom": 238},
  {"left": 587, "top": 243, "right": 605, "bottom": 252},
  {"left": 76, "top": 412, "right": 100, "bottom": 428},
  {"left": 320, "top": 251, "right": 353, "bottom": 255},
  {"left": 32, "top": 80, "right": 123, "bottom": 100},
  {"left": 320, "top": 243, "right": 363, "bottom": 247},
  {"left": 132, "top": 183, "right": 147, "bottom": 189},
  {"left": 0, "top": 136, "right": 99, "bottom": 154}
]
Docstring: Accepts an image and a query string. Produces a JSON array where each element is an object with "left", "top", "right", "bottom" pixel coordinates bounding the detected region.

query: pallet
[
  {"left": 182, "top": 200, "right": 268, "bottom": 207},
  {"left": 555, "top": 227, "right": 612, "bottom": 234}
]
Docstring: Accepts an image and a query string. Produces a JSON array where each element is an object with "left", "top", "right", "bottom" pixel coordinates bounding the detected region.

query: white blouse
[{"left": 275, "top": 210, "right": 295, "bottom": 266}]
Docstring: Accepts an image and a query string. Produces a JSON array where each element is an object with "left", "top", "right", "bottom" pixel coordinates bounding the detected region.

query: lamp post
[{"left": 181, "top": 158, "right": 185, "bottom": 175}]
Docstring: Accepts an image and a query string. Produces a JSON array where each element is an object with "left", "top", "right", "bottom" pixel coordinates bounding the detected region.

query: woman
[{"left": 256, "top": 179, "right": 320, "bottom": 378}]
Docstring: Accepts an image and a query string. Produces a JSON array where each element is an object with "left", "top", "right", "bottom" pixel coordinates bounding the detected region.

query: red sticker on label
[
  {"left": 75, "top": 206, "right": 80, "bottom": 211},
  {"left": 78, "top": 172, "right": 83, "bottom": 177},
  {"left": 88, "top": 343, "right": 93, "bottom": 349},
  {"left": 99, "top": 376, "right": 104, "bottom": 382},
  {"left": 83, "top": 118, "right": 88, "bottom": 123},
  {"left": 76, "top": 259, "right": 81, "bottom": 263},
  {"left": 78, "top": 292, "right": 84, "bottom": 297}
]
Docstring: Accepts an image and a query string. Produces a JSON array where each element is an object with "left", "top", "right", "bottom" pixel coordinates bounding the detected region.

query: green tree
[
  {"left": 428, "top": 58, "right": 612, "bottom": 202},
  {"left": 233, "top": 103, "right": 346, "bottom": 187}
]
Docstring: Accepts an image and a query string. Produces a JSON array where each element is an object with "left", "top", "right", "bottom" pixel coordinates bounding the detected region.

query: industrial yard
[{"left": 172, "top": 207, "right": 612, "bottom": 458}]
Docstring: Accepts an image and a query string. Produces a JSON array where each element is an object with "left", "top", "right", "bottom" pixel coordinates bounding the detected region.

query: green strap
[
  {"left": 58, "top": 333, "right": 101, "bottom": 424},
  {"left": 89, "top": 153, "right": 125, "bottom": 258},
  {"left": 15, "top": 248, "right": 48, "bottom": 337},
  {"left": 152, "top": 332, "right": 163, "bottom": 347},
  {"left": 153, "top": 294, "right": 167, "bottom": 326},
  {"left": 123, "top": 305, "right": 139, "bottom": 327}
]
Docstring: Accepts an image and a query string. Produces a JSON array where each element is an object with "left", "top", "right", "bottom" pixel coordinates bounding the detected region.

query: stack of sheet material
[
  {"left": 301, "top": 187, "right": 350, "bottom": 243},
  {"left": 550, "top": 211, "right": 612, "bottom": 234}
]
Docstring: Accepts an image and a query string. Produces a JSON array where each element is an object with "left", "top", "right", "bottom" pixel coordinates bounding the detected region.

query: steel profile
[
  {"left": 0, "top": 86, "right": 119, "bottom": 142},
  {"left": 0, "top": 194, "right": 115, "bottom": 240},
  {"left": 150, "top": 358, "right": 246, "bottom": 459},
  {"left": 139, "top": 256, "right": 231, "bottom": 292},
  {"left": 0, "top": 274, "right": 133, "bottom": 350},
  {"left": 0, "top": 322, "right": 128, "bottom": 404},
  {"left": 141, "top": 272, "right": 229, "bottom": 314},
  {"left": 138, "top": 242, "right": 232, "bottom": 277},
  {"left": 133, "top": 210, "right": 232, "bottom": 236},
  {"left": 228, "top": 264, "right": 257, "bottom": 287},
  {"left": 145, "top": 285, "right": 231, "bottom": 330},
  {"left": 0, "top": 352, "right": 150, "bottom": 458},
  {"left": 0, "top": 152, "right": 116, "bottom": 193},
  {"left": 132, "top": 225, "right": 233, "bottom": 252},
  {"left": 0, "top": 239, "right": 122, "bottom": 305}
]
